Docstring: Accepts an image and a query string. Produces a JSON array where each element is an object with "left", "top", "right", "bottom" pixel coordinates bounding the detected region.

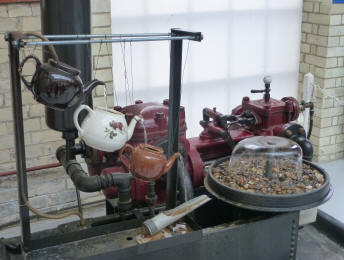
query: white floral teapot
[{"left": 73, "top": 105, "right": 142, "bottom": 152}]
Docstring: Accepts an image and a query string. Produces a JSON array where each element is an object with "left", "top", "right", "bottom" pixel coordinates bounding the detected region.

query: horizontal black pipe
[
  {"left": 56, "top": 146, "right": 132, "bottom": 192},
  {"left": 57, "top": 146, "right": 132, "bottom": 212}
]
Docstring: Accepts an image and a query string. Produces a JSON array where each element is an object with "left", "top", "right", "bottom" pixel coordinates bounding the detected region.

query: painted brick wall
[
  {"left": 0, "top": 0, "right": 113, "bottom": 172},
  {"left": 0, "top": 0, "right": 112, "bottom": 226},
  {"left": 299, "top": 0, "right": 344, "bottom": 162}
]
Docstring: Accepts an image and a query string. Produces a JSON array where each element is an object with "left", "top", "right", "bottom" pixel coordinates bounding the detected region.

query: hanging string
[
  {"left": 181, "top": 40, "right": 190, "bottom": 89},
  {"left": 120, "top": 41, "right": 134, "bottom": 105},
  {"left": 119, "top": 42, "right": 128, "bottom": 105},
  {"left": 105, "top": 35, "right": 118, "bottom": 106},
  {"left": 93, "top": 39, "right": 104, "bottom": 79},
  {"left": 92, "top": 39, "right": 106, "bottom": 107},
  {"left": 130, "top": 41, "right": 135, "bottom": 103}
]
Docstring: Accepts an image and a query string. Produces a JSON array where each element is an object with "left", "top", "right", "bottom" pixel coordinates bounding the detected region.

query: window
[{"left": 110, "top": 0, "right": 302, "bottom": 136}]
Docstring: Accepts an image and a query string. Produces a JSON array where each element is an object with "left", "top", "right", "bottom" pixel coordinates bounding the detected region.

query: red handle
[
  {"left": 207, "top": 123, "right": 223, "bottom": 136},
  {"left": 203, "top": 108, "right": 223, "bottom": 121}
]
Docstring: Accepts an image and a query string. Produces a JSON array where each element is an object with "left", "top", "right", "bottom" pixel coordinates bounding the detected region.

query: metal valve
[{"left": 251, "top": 76, "right": 272, "bottom": 103}]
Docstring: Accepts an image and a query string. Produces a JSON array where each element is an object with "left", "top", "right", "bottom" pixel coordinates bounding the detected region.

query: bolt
[
  {"left": 285, "top": 130, "right": 292, "bottom": 137},
  {"left": 155, "top": 112, "right": 164, "bottom": 119},
  {"left": 243, "top": 96, "right": 250, "bottom": 102},
  {"left": 298, "top": 128, "right": 305, "bottom": 135}
]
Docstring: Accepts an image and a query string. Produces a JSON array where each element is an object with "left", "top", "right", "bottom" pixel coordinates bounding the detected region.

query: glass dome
[{"left": 229, "top": 136, "right": 303, "bottom": 184}]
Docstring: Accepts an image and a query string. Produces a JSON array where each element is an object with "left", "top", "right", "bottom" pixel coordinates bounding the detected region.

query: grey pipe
[{"left": 56, "top": 146, "right": 132, "bottom": 211}]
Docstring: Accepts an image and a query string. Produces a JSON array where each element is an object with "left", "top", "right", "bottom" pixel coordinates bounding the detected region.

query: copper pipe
[{"left": 0, "top": 162, "right": 61, "bottom": 177}]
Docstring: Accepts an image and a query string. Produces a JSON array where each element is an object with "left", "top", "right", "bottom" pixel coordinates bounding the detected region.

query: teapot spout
[
  {"left": 127, "top": 115, "right": 142, "bottom": 141},
  {"left": 83, "top": 79, "right": 105, "bottom": 95},
  {"left": 164, "top": 152, "right": 181, "bottom": 173}
]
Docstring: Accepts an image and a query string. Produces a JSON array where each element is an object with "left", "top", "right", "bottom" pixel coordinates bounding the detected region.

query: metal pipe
[
  {"left": 6, "top": 32, "right": 31, "bottom": 247},
  {"left": 0, "top": 163, "right": 61, "bottom": 177},
  {"left": 57, "top": 146, "right": 132, "bottom": 197},
  {"left": 176, "top": 158, "right": 194, "bottom": 203},
  {"left": 166, "top": 30, "right": 183, "bottom": 210},
  {"left": 26, "top": 33, "right": 171, "bottom": 39},
  {"left": 15, "top": 36, "right": 196, "bottom": 47}
]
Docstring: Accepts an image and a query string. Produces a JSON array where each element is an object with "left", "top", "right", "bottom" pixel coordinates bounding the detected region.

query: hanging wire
[
  {"left": 119, "top": 42, "right": 128, "bottom": 105},
  {"left": 105, "top": 34, "right": 118, "bottom": 106},
  {"left": 120, "top": 41, "right": 134, "bottom": 105},
  {"left": 181, "top": 40, "right": 191, "bottom": 89},
  {"left": 129, "top": 41, "right": 135, "bottom": 103},
  {"left": 93, "top": 40, "right": 103, "bottom": 79}
]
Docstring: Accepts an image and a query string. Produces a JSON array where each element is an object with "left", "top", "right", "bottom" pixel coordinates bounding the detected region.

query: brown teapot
[
  {"left": 119, "top": 143, "right": 181, "bottom": 182},
  {"left": 18, "top": 55, "right": 104, "bottom": 110}
]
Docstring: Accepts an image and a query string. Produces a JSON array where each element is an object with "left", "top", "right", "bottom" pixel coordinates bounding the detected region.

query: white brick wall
[
  {"left": 299, "top": 0, "right": 344, "bottom": 162},
  {"left": 0, "top": 0, "right": 112, "bottom": 227},
  {"left": 0, "top": 0, "right": 113, "bottom": 171}
]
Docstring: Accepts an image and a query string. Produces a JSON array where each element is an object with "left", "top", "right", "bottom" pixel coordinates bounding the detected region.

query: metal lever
[{"left": 251, "top": 76, "right": 272, "bottom": 103}]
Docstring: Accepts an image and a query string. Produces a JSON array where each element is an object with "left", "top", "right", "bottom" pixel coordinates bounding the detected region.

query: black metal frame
[{"left": 4, "top": 29, "right": 203, "bottom": 252}]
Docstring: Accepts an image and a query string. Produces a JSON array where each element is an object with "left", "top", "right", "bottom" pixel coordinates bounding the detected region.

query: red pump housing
[{"left": 86, "top": 79, "right": 308, "bottom": 208}]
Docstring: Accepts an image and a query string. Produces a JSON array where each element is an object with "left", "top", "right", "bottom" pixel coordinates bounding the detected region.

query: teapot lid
[
  {"left": 48, "top": 59, "right": 80, "bottom": 76},
  {"left": 140, "top": 143, "right": 164, "bottom": 154}
]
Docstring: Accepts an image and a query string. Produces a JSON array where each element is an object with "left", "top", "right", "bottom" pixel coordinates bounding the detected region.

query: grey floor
[
  {"left": 319, "top": 159, "right": 344, "bottom": 223},
  {"left": 297, "top": 224, "right": 344, "bottom": 260}
]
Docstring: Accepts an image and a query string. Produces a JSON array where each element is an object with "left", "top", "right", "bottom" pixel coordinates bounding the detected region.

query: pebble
[{"left": 214, "top": 158, "right": 325, "bottom": 195}]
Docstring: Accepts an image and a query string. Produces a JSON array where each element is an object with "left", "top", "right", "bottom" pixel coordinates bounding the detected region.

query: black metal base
[{"left": 21, "top": 199, "right": 299, "bottom": 260}]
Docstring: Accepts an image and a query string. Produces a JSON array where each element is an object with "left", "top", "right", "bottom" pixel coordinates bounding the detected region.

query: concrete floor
[{"left": 319, "top": 159, "right": 344, "bottom": 223}]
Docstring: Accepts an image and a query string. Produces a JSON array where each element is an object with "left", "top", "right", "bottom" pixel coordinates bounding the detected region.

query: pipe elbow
[{"left": 291, "top": 135, "right": 313, "bottom": 161}]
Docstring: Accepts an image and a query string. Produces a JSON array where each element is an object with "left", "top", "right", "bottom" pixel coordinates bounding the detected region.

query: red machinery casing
[
  {"left": 86, "top": 94, "right": 302, "bottom": 205},
  {"left": 88, "top": 100, "right": 187, "bottom": 204}
]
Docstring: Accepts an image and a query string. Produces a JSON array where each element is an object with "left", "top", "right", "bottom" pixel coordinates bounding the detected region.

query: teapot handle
[
  {"left": 18, "top": 55, "right": 41, "bottom": 90},
  {"left": 73, "top": 105, "right": 94, "bottom": 135},
  {"left": 119, "top": 144, "right": 135, "bottom": 170}
]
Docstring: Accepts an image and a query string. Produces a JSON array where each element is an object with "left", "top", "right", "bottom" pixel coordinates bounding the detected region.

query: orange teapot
[{"left": 119, "top": 144, "right": 181, "bottom": 182}]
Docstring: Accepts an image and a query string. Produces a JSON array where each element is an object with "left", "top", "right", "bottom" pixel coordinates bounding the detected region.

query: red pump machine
[{"left": 85, "top": 76, "right": 313, "bottom": 210}]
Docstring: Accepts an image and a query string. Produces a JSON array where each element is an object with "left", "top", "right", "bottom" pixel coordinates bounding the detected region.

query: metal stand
[
  {"left": 6, "top": 32, "right": 31, "bottom": 248},
  {"left": 4, "top": 29, "right": 203, "bottom": 252}
]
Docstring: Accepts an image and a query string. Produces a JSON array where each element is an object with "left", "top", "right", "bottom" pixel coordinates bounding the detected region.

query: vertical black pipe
[
  {"left": 6, "top": 33, "right": 31, "bottom": 248},
  {"left": 166, "top": 31, "right": 183, "bottom": 210},
  {"left": 41, "top": 0, "right": 91, "bottom": 217},
  {"left": 41, "top": 0, "right": 92, "bottom": 133}
]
